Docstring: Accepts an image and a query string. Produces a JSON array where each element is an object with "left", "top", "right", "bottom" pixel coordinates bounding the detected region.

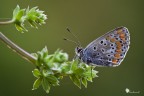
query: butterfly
[{"left": 75, "top": 26, "right": 130, "bottom": 67}]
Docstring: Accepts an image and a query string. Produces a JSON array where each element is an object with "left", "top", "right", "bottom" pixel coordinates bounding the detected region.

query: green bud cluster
[{"left": 12, "top": 5, "right": 47, "bottom": 33}]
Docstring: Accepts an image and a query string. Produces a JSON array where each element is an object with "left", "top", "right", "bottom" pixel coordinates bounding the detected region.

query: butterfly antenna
[
  {"left": 63, "top": 38, "right": 79, "bottom": 46},
  {"left": 66, "top": 27, "right": 81, "bottom": 47}
]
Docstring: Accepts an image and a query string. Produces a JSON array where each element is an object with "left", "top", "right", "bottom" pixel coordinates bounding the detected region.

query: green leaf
[
  {"left": 28, "top": 20, "right": 38, "bottom": 28},
  {"left": 61, "top": 63, "right": 71, "bottom": 74},
  {"left": 42, "top": 78, "right": 51, "bottom": 93},
  {"left": 32, "top": 78, "right": 42, "bottom": 90},
  {"left": 92, "top": 70, "right": 98, "bottom": 78},
  {"left": 54, "top": 52, "right": 68, "bottom": 63},
  {"left": 31, "top": 53, "right": 38, "bottom": 58},
  {"left": 32, "top": 69, "right": 41, "bottom": 78},
  {"left": 15, "top": 9, "right": 25, "bottom": 21},
  {"left": 26, "top": 6, "right": 29, "bottom": 14},
  {"left": 25, "top": 6, "right": 47, "bottom": 26},
  {"left": 74, "top": 67, "right": 85, "bottom": 75},
  {"left": 15, "top": 24, "right": 23, "bottom": 32},
  {"left": 15, "top": 23, "right": 27, "bottom": 33},
  {"left": 42, "top": 69, "right": 53, "bottom": 77},
  {"left": 41, "top": 46, "right": 48, "bottom": 58},
  {"left": 32, "top": 48, "right": 99, "bottom": 94},
  {"left": 71, "top": 60, "right": 78, "bottom": 71},
  {"left": 82, "top": 78, "right": 87, "bottom": 88},
  {"left": 13, "top": 5, "right": 20, "bottom": 18},
  {"left": 46, "top": 75, "right": 59, "bottom": 85},
  {"left": 70, "top": 75, "right": 81, "bottom": 89}
]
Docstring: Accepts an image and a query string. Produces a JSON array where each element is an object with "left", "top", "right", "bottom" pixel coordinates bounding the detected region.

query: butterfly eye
[
  {"left": 78, "top": 49, "right": 82, "bottom": 53},
  {"left": 76, "top": 47, "right": 83, "bottom": 53}
]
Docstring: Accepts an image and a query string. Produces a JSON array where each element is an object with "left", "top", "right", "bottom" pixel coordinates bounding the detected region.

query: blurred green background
[{"left": 0, "top": 0, "right": 144, "bottom": 96}]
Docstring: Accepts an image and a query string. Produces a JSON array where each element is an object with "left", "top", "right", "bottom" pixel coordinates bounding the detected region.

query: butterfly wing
[{"left": 81, "top": 26, "right": 130, "bottom": 67}]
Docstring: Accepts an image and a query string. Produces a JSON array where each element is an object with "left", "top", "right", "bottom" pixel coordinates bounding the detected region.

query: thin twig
[
  {"left": 0, "top": 20, "right": 14, "bottom": 25},
  {"left": 0, "top": 32, "right": 36, "bottom": 64}
]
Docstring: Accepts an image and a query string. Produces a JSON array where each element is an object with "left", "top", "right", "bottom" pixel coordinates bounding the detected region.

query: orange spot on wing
[
  {"left": 116, "top": 49, "right": 122, "bottom": 54},
  {"left": 120, "top": 33, "right": 125, "bottom": 37},
  {"left": 116, "top": 41, "right": 121, "bottom": 49},
  {"left": 117, "top": 29, "right": 123, "bottom": 34},
  {"left": 106, "top": 36, "right": 111, "bottom": 40},
  {"left": 110, "top": 38, "right": 116, "bottom": 42},
  {"left": 116, "top": 41, "right": 121, "bottom": 45},
  {"left": 119, "top": 33, "right": 126, "bottom": 42},
  {"left": 122, "top": 38, "right": 126, "bottom": 42},
  {"left": 112, "top": 59, "right": 118, "bottom": 64},
  {"left": 114, "top": 53, "right": 120, "bottom": 58}
]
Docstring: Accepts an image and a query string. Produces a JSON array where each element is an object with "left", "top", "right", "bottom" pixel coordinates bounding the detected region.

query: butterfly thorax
[{"left": 75, "top": 46, "right": 92, "bottom": 64}]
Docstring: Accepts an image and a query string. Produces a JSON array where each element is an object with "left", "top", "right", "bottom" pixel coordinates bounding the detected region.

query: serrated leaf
[
  {"left": 87, "top": 77, "right": 93, "bottom": 82},
  {"left": 70, "top": 75, "right": 81, "bottom": 89},
  {"left": 32, "top": 69, "right": 41, "bottom": 78},
  {"left": 92, "top": 70, "right": 98, "bottom": 78},
  {"left": 82, "top": 78, "right": 87, "bottom": 88},
  {"left": 32, "top": 78, "right": 42, "bottom": 90},
  {"left": 42, "top": 78, "right": 51, "bottom": 93}
]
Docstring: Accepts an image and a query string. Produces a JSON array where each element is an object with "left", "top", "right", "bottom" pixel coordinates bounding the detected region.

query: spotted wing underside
[{"left": 81, "top": 27, "right": 130, "bottom": 67}]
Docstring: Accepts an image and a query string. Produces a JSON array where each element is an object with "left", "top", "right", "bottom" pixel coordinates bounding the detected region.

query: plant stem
[
  {"left": 0, "top": 32, "right": 36, "bottom": 64},
  {"left": 0, "top": 20, "right": 14, "bottom": 25}
]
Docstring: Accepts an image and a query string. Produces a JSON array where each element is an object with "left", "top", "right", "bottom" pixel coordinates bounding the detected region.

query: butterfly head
[{"left": 75, "top": 46, "right": 83, "bottom": 58}]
